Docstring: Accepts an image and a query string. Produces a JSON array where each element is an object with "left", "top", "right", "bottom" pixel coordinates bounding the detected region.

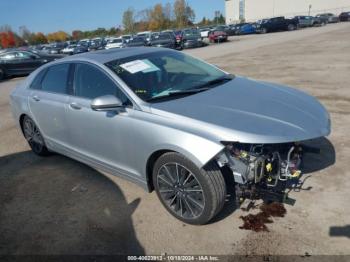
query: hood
[{"left": 150, "top": 76, "right": 330, "bottom": 144}]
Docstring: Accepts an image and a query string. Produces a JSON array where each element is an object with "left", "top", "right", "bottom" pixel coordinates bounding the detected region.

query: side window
[
  {"left": 74, "top": 63, "right": 128, "bottom": 103},
  {"left": 15, "top": 52, "right": 33, "bottom": 59},
  {"left": 41, "top": 64, "right": 70, "bottom": 94},
  {"left": 30, "top": 69, "right": 47, "bottom": 90}
]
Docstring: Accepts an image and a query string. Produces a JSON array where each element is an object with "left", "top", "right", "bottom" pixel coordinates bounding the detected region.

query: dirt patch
[{"left": 239, "top": 202, "right": 286, "bottom": 232}]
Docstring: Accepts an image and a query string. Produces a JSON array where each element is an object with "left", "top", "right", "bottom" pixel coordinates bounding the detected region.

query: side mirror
[{"left": 91, "top": 95, "right": 123, "bottom": 111}]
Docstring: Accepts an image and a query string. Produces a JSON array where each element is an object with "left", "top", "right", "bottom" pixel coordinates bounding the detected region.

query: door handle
[
  {"left": 70, "top": 102, "right": 82, "bottom": 110},
  {"left": 32, "top": 95, "right": 40, "bottom": 102}
]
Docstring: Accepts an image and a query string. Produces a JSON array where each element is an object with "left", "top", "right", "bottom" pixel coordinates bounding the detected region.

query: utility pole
[
  {"left": 215, "top": 11, "right": 220, "bottom": 25},
  {"left": 308, "top": 4, "right": 312, "bottom": 16}
]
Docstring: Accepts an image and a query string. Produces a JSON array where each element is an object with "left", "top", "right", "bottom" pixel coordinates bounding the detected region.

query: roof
[{"left": 59, "top": 47, "right": 164, "bottom": 64}]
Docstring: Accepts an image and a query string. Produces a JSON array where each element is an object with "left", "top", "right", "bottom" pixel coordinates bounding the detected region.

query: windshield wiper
[
  {"left": 192, "top": 75, "right": 234, "bottom": 90},
  {"left": 146, "top": 75, "right": 234, "bottom": 103},
  {"left": 168, "top": 87, "right": 211, "bottom": 95},
  {"left": 146, "top": 88, "right": 210, "bottom": 102}
]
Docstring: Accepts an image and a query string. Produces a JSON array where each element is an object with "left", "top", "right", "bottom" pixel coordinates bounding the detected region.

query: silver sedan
[{"left": 10, "top": 48, "right": 331, "bottom": 224}]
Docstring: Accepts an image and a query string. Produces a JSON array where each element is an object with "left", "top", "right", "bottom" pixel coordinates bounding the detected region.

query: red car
[{"left": 208, "top": 30, "right": 228, "bottom": 43}]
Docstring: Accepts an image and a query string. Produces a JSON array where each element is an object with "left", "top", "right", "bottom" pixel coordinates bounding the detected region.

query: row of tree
[
  {"left": 122, "top": 0, "right": 196, "bottom": 33},
  {"left": 1, "top": 0, "right": 224, "bottom": 49}
]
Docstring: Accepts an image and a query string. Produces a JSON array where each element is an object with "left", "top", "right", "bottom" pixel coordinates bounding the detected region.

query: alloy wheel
[
  {"left": 157, "top": 163, "right": 205, "bottom": 219},
  {"left": 23, "top": 118, "right": 45, "bottom": 153}
]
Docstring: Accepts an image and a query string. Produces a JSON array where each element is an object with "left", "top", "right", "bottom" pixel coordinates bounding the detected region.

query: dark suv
[
  {"left": 256, "top": 16, "right": 299, "bottom": 33},
  {"left": 339, "top": 12, "right": 350, "bottom": 22}
]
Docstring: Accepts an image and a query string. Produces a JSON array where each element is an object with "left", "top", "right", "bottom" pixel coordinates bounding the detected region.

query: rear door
[{"left": 28, "top": 63, "right": 72, "bottom": 149}]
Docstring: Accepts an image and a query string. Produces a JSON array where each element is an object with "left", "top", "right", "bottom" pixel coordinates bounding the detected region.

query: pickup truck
[{"left": 256, "top": 16, "right": 299, "bottom": 33}]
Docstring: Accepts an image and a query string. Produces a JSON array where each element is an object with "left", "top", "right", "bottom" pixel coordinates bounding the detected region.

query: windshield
[{"left": 105, "top": 50, "right": 228, "bottom": 102}]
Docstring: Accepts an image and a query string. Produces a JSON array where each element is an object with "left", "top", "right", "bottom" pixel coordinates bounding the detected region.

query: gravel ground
[{"left": 0, "top": 22, "right": 349, "bottom": 256}]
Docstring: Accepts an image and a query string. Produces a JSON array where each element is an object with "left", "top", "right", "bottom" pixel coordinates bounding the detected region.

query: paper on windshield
[{"left": 120, "top": 60, "right": 151, "bottom": 74}]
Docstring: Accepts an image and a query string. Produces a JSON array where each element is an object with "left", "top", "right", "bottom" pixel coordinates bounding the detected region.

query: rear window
[{"left": 41, "top": 64, "right": 70, "bottom": 94}]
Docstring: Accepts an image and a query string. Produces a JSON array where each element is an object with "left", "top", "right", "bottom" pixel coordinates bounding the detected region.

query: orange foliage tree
[{"left": 0, "top": 31, "right": 16, "bottom": 48}]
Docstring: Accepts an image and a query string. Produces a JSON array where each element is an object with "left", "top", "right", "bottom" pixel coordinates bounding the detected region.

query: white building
[{"left": 225, "top": 0, "right": 350, "bottom": 24}]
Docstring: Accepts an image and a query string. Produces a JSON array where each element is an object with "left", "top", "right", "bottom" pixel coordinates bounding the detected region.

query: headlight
[{"left": 197, "top": 38, "right": 202, "bottom": 41}]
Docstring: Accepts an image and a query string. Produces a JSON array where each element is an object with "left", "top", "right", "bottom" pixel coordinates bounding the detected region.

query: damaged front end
[{"left": 216, "top": 142, "right": 320, "bottom": 204}]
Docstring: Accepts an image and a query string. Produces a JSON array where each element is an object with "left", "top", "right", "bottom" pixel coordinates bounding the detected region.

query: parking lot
[{"left": 0, "top": 22, "right": 349, "bottom": 256}]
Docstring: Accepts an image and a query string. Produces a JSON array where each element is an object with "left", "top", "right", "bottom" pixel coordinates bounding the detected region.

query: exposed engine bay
[{"left": 216, "top": 142, "right": 320, "bottom": 203}]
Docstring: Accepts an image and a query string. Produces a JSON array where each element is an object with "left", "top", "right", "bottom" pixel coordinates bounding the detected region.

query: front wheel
[
  {"left": 22, "top": 116, "right": 50, "bottom": 156},
  {"left": 153, "top": 152, "right": 226, "bottom": 225}
]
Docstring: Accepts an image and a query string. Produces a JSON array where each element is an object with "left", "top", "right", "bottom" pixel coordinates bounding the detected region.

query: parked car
[
  {"left": 49, "top": 42, "right": 67, "bottom": 54},
  {"left": 150, "top": 32, "right": 177, "bottom": 49},
  {"left": 234, "top": 23, "right": 256, "bottom": 35},
  {"left": 313, "top": 14, "right": 329, "bottom": 26},
  {"left": 208, "top": 30, "right": 228, "bottom": 43},
  {"left": 214, "top": 25, "right": 235, "bottom": 36},
  {"left": 62, "top": 44, "right": 77, "bottom": 55},
  {"left": 137, "top": 31, "right": 152, "bottom": 45},
  {"left": 78, "top": 39, "right": 91, "bottom": 49},
  {"left": 199, "top": 27, "right": 212, "bottom": 38},
  {"left": 0, "top": 50, "right": 63, "bottom": 80},
  {"left": 88, "top": 38, "right": 105, "bottom": 51},
  {"left": 294, "top": 16, "right": 315, "bottom": 27},
  {"left": 105, "top": 38, "right": 125, "bottom": 49},
  {"left": 125, "top": 37, "right": 147, "bottom": 47},
  {"left": 255, "top": 16, "right": 299, "bottom": 33},
  {"left": 121, "top": 35, "right": 132, "bottom": 43},
  {"left": 339, "top": 12, "right": 350, "bottom": 22},
  {"left": 10, "top": 48, "right": 331, "bottom": 224},
  {"left": 182, "top": 28, "right": 204, "bottom": 49},
  {"left": 47, "top": 47, "right": 62, "bottom": 55},
  {"left": 73, "top": 45, "right": 89, "bottom": 55},
  {"left": 317, "top": 13, "right": 339, "bottom": 23}
]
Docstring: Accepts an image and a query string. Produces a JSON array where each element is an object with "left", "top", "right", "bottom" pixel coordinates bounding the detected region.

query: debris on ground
[
  {"left": 71, "top": 184, "right": 88, "bottom": 193},
  {"left": 239, "top": 202, "right": 286, "bottom": 232},
  {"left": 260, "top": 202, "right": 286, "bottom": 217}
]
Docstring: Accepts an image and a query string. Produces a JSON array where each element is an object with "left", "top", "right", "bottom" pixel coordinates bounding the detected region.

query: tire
[
  {"left": 287, "top": 24, "right": 295, "bottom": 31},
  {"left": 261, "top": 27, "right": 267, "bottom": 34},
  {"left": 22, "top": 116, "right": 50, "bottom": 156},
  {"left": 153, "top": 152, "right": 226, "bottom": 225}
]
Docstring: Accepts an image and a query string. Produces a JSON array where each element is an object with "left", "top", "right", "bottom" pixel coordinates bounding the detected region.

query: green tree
[{"left": 218, "top": 14, "right": 226, "bottom": 24}]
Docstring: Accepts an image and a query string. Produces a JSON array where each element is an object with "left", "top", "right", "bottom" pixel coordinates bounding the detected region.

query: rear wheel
[
  {"left": 287, "top": 24, "right": 295, "bottom": 31},
  {"left": 153, "top": 152, "right": 226, "bottom": 225},
  {"left": 0, "top": 67, "right": 5, "bottom": 81},
  {"left": 22, "top": 116, "right": 50, "bottom": 156}
]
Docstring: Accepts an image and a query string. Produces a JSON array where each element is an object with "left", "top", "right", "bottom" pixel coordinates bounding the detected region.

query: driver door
[{"left": 66, "top": 62, "right": 138, "bottom": 176}]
